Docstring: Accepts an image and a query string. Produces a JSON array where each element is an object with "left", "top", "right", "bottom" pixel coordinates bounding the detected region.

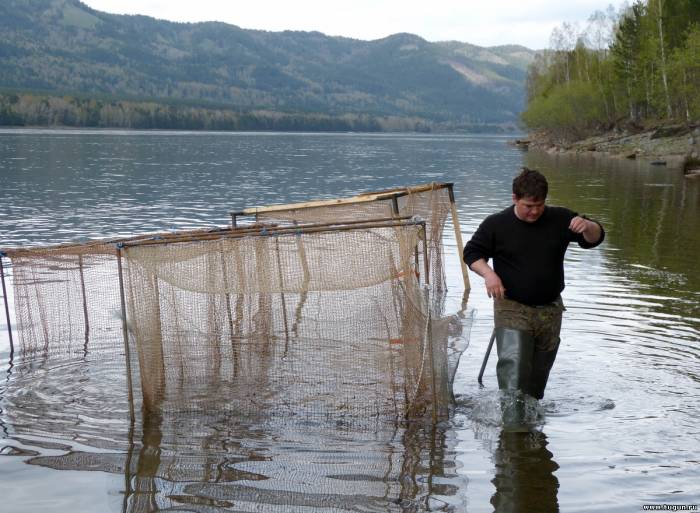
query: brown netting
[
  {"left": 1, "top": 183, "right": 471, "bottom": 425},
  {"left": 7, "top": 242, "right": 122, "bottom": 358},
  {"left": 2, "top": 228, "right": 231, "bottom": 359},
  {"left": 242, "top": 183, "right": 453, "bottom": 295},
  {"left": 121, "top": 222, "right": 444, "bottom": 420}
]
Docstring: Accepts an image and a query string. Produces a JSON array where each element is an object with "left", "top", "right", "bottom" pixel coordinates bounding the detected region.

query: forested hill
[
  {"left": 522, "top": 0, "right": 700, "bottom": 143},
  {"left": 0, "top": 0, "right": 535, "bottom": 131}
]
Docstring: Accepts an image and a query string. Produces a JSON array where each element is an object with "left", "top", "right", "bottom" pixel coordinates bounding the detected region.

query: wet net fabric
[
  {"left": 121, "top": 224, "right": 446, "bottom": 420},
  {"left": 6, "top": 242, "right": 123, "bottom": 359},
  {"left": 2, "top": 229, "right": 225, "bottom": 359},
  {"left": 2, "top": 183, "right": 470, "bottom": 424},
  {"left": 249, "top": 185, "right": 452, "bottom": 295}
]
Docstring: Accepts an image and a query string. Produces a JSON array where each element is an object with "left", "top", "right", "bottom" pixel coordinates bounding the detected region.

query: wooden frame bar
[
  {"left": 0, "top": 254, "right": 13, "bottom": 354},
  {"left": 0, "top": 217, "right": 408, "bottom": 262},
  {"left": 447, "top": 184, "right": 470, "bottom": 291},
  {"left": 120, "top": 218, "right": 423, "bottom": 249},
  {"left": 230, "top": 182, "right": 452, "bottom": 219}
]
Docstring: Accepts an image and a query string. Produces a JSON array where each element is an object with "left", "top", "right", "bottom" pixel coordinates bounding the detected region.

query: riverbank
[{"left": 519, "top": 124, "right": 700, "bottom": 176}]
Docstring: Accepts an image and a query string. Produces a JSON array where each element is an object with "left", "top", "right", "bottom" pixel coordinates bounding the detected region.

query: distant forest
[
  {"left": 0, "top": 91, "right": 521, "bottom": 132},
  {"left": 522, "top": 0, "right": 700, "bottom": 142},
  {"left": 0, "top": 91, "right": 403, "bottom": 132}
]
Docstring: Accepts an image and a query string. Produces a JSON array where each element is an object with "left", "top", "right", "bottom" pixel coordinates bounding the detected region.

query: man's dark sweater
[{"left": 463, "top": 205, "right": 605, "bottom": 306}]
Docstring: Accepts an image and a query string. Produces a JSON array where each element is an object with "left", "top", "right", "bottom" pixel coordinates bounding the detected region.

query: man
[{"left": 463, "top": 167, "right": 604, "bottom": 400}]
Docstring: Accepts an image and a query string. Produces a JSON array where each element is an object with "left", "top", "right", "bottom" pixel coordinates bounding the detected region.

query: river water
[{"left": 0, "top": 129, "right": 698, "bottom": 512}]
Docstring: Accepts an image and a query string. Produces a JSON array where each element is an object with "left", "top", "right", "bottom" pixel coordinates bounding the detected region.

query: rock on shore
[{"left": 525, "top": 124, "right": 700, "bottom": 176}]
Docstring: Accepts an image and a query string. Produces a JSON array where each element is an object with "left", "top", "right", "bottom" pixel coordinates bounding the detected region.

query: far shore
[{"left": 511, "top": 124, "right": 700, "bottom": 177}]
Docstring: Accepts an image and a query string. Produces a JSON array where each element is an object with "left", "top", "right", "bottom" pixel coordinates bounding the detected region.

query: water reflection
[
  {"left": 19, "top": 404, "right": 466, "bottom": 512},
  {"left": 0, "top": 293, "right": 475, "bottom": 512},
  {"left": 117, "top": 413, "right": 463, "bottom": 512},
  {"left": 490, "top": 429, "right": 559, "bottom": 513},
  {"left": 2, "top": 131, "right": 700, "bottom": 510}
]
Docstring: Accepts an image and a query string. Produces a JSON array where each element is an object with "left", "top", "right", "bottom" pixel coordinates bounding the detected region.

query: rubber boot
[
  {"left": 495, "top": 327, "right": 535, "bottom": 392},
  {"left": 526, "top": 344, "right": 559, "bottom": 400},
  {"left": 495, "top": 327, "right": 536, "bottom": 427}
]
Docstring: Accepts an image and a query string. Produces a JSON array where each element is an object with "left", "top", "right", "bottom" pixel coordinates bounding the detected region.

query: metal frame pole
[
  {"left": 0, "top": 254, "right": 14, "bottom": 354},
  {"left": 447, "top": 184, "right": 470, "bottom": 291},
  {"left": 414, "top": 245, "right": 420, "bottom": 282},
  {"left": 420, "top": 276, "right": 439, "bottom": 424},
  {"left": 418, "top": 222, "right": 439, "bottom": 422},
  {"left": 116, "top": 245, "right": 135, "bottom": 421},
  {"left": 391, "top": 195, "right": 400, "bottom": 217},
  {"left": 420, "top": 223, "right": 430, "bottom": 286},
  {"left": 292, "top": 232, "right": 310, "bottom": 336},
  {"left": 274, "top": 236, "right": 290, "bottom": 355},
  {"left": 219, "top": 245, "right": 236, "bottom": 352},
  {"left": 230, "top": 210, "right": 247, "bottom": 229},
  {"left": 477, "top": 330, "right": 496, "bottom": 386},
  {"left": 78, "top": 254, "right": 90, "bottom": 353}
]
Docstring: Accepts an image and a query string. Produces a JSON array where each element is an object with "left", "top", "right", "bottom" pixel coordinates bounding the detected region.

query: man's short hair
[{"left": 513, "top": 167, "right": 548, "bottom": 200}]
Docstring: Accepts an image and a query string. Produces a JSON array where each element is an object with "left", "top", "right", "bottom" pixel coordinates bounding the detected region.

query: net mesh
[
  {"left": 246, "top": 184, "right": 452, "bottom": 295},
  {"left": 121, "top": 222, "right": 441, "bottom": 419},
  {"left": 7, "top": 242, "right": 122, "bottom": 358},
  {"left": 2, "top": 183, "right": 469, "bottom": 424}
]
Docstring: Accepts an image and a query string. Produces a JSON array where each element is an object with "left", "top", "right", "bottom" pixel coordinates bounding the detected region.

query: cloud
[{"left": 82, "top": 0, "right": 617, "bottom": 49}]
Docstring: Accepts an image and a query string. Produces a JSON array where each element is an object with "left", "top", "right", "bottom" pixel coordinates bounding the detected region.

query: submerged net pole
[
  {"left": 0, "top": 253, "right": 13, "bottom": 354},
  {"left": 116, "top": 245, "right": 135, "bottom": 422},
  {"left": 78, "top": 254, "right": 90, "bottom": 354},
  {"left": 275, "top": 236, "right": 291, "bottom": 350},
  {"left": 292, "top": 233, "right": 311, "bottom": 337},
  {"left": 418, "top": 221, "right": 439, "bottom": 421},
  {"left": 447, "top": 184, "right": 470, "bottom": 291},
  {"left": 424, "top": 284, "right": 438, "bottom": 424},
  {"left": 414, "top": 245, "right": 419, "bottom": 280},
  {"left": 218, "top": 248, "right": 237, "bottom": 354},
  {"left": 420, "top": 223, "right": 430, "bottom": 286}
]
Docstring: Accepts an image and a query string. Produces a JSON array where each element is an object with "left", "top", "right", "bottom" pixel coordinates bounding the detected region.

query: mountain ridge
[{"left": 0, "top": 0, "right": 536, "bottom": 129}]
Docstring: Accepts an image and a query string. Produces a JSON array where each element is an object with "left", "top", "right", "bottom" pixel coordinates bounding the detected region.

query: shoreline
[{"left": 515, "top": 124, "right": 700, "bottom": 176}]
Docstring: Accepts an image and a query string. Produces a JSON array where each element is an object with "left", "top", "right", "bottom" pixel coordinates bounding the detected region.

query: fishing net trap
[{"left": 1, "top": 183, "right": 473, "bottom": 425}]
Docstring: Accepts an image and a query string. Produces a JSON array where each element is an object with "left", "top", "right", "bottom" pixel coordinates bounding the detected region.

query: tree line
[
  {"left": 0, "top": 91, "right": 521, "bottom": 133},
  {"left": 522, "top": 0, "right": 700, "bottom": 142},
  {"left": 0, "top": 92, "right": 440, "bottom": 132}
]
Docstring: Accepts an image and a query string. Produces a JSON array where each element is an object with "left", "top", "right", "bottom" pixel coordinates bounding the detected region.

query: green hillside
[{"left": 0, "top": 0, "right": 536, "bottom": 129}]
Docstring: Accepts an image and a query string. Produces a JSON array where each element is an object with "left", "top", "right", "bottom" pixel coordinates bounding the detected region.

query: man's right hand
[
  {"left": 484, "top": 271, "right": 506, "bottom": 299},
  {"left": 468, "top": 258, "right": 506, "bottom": 299}
]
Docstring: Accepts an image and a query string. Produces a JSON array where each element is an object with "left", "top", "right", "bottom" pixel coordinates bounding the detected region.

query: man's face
[{"left": 513, "top": 194, "right": 545, "bottom": 223}]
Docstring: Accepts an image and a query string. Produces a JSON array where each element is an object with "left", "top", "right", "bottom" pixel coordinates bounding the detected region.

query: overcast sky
[{"left": 82, "top": 0, "right": 619, "bottom": 49}]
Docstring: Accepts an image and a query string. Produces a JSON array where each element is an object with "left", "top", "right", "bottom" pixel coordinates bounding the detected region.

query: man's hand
[
  {"left": 469, "top": 258, "right": 506, "bottom": 299},
  {"left": 569, "top": 216, "right": 602, "bottom": 244},
  {"left": 484, "top": 271, "right": 506, "bottom": 299}
]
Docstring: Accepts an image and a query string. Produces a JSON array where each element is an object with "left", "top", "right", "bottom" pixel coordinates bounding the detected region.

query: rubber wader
[
  {"left": 495, "top": 326, "right": 559, "bottom": 400},
  {"left": 495, "top": 327, "right": 535, "bottom": 392},
  {"left": 495, "top": 327, "right": 536, "bottom": 425},
  {"left": 529, "top": 344, "right": 559, "bottom": 400}
]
